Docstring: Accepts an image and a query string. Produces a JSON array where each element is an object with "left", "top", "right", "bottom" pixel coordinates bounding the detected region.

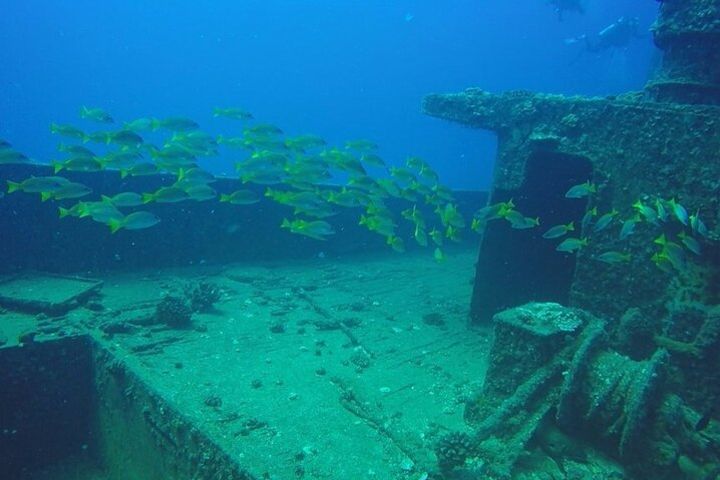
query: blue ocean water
[
  {"left": 0, "top": 0, "right": 659, "bottom": 190},
  {"left": 3, "top": 3, "right": 720, "bottom": 480}
]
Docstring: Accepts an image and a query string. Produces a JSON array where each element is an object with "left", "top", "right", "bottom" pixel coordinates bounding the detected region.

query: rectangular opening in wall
[{"left": 470, "top": 150, "right": 593, "bottom": 324}]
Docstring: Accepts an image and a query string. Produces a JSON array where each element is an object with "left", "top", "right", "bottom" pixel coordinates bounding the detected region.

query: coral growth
[
  {"left": 155, "top": 295, "right": 193, "bottom": 328},
  {"left": 435, "top": 431, "right": 475, "bottom": 472},
  {"left": 184, "top": 281, "right": 222, "bottom": 313}
]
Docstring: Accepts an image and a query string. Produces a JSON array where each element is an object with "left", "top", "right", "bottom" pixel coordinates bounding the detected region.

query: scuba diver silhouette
[{"left": 565, "top": 16, "right": 644, "bottom": 61}]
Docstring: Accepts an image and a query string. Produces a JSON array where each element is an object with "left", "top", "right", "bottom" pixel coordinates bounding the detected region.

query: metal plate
[{"left": 0, "top": 273, "right": 103, "bottom": 315}]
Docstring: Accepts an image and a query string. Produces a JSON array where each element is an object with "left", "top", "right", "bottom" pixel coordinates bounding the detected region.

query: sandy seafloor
[{"left": 2, "top": 246, "right": 492, "bottom": 479}]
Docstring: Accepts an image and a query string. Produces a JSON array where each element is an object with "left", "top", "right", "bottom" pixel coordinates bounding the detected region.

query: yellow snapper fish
[
  {"left": 101, "top": 192, "right": 144, "bottom": 208},
  {"left": 107, "top": 211, "right": 161, "bottom": 233},
  {"left": 67, "top": 201, "right": 123, "bottom": 223},
  {"left": 386, "top": 235, "right": 405, "bottom": 252},
  {"left": 402, "top": 204, "right": 425, "bottom": 227},
  {"left": 542, "top": 222, "right": 574, "bottom": 239},
  {"left": 51, "top": 157, "right": 104, "bottom": 173},
  {"left": 689, "top": 210, "right": 709, "bottom": 238},
  {"left": 240, "top": 169, "right": 286, "bottom": 185},
  {"left": 57, "top": 143, "right": 95, "bottom": 157},
  {"left": 0, "top": 148, "right": 30, "bottom": 164},
  {"left": 437, "top": 203, "right": 465, "bottom": 229},
  {"left": 389, "top": 166, "right": 416, "bottom": 184},
  {"left": 359, "top": 214, "right": 397, "bottom": 237},
  {"left": 184, "top": 184, "right": 217, "bottom": 201},
  {"left": 151, "top": 117, "right": 199, "bottom": 132},
  {"left": 425, "top": 184, "right": 454, "bottom": 206},
  {"left": 266, "top": 189, "right": 323, "bottom": 209},
  {"left": 360, "top": 153, "right": 386, "bottom": 168},
  {"left": 7, "top": 176, "right": 70, "bottom": 194},
  {"left": 119, "top": 162, "right": 159, "bottom": 178},
  {"left": 123, "top": 118, "right": 155, "bottom": 131},
  {"left": 57, "top": 202, "right": 86, "bottom": 219},
  {"left": 633, "top": 200, "right": 659, "bottom": 225},
  {"left": 556, "top": 237, "right": 588, "bottom": 253},
  {"left": 79, "top": 106, "right": 114, "bottom": 123},
  {"left": 240, "top": 134, "right": 288, "bottom": 152},
  {"left": 445, "top": 225, "right": 462, "bottom": 242},
  {"left": 219, "top": 190, "right": 260, "bottom": 205},
  {"left": 653, "top": 234, "right": 685, "bottom": 270},
  {"left": 244, "top": 124, "right": 283, "bottom": 136},
  {"left": 429, "top": 227, "right": 444, "bottom": 246},
  {"left": 284, "top": 160, "right": 331, "bottom": 186},
  {"left": 618, "top": 217, "right": 639, "bottom": 240},
  {"left": 40, "top": 182, "right": 92, "bottom": 201},
  {"left": 50, "top": 123, "right": 87, "bottom": 140},
  {"left": 285, "top": 135, "right": 326, "bottom": 152},
  {"left": 580, "top": 206, "right": 598, "bottom": 232},
  {"left": 281, "top": 218, "right": 335, "bottom": 240},
  {"left": 667, "top": 198, "right": 689, "bottom": 225},
  {"left": 109, "top": 130, "right": 144, "bottom": 148},
  {"left": 177, "top": 167, "right": 216, "bottom": 184},
  {"left": 375, "top": 178, "right": 401, "bottom": 198},
  {"left": 142, "top": 186, "right": 190, "bottom": 204},
  {"left": 565, "top": 181, "right": 597, "bottom": 199},
  {"left": 405, "top": 156, "right": 427, "bottom": 171},
  {"left": 326, "top": 188, "right": 367, "bottom": 208},
  {"left": 414, "top": 224, "right": 428, "bottom": 246},
  {"left": 593, "top": 209, "right": 618, "bottom": 232},
  {"left": 213, "top": 107, "right": 253, "bottom": 120},
  {"left": 170, "top": 130, "right": 218, "bottom": 148},
  {"left": 594, "top": 251, "right": 631, "bottom": 264},
  {"left": 98, "top": 150, "right": 143, "bottom": 170},
  {"left": 321, "top": 148, "right": 366, "bottom": 176}
]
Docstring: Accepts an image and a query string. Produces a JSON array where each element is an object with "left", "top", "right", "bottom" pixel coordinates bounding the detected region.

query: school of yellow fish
[
  {"left": 0, "top": 106, "right": 714, "bottom": 269},
  {"left": 471, "top": 181, "right": 713, "bottom": 272},
  {"left": 2, "top": 106, "right": 465, "bottom": 259}
]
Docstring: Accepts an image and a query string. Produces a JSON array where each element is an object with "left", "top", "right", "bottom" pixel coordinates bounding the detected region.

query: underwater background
[
  {"left": 3, "top": 1, "right": 720, "bottom": 480},
  {"left": 1, "top": 0, "right": 658, "bottom": 190}
]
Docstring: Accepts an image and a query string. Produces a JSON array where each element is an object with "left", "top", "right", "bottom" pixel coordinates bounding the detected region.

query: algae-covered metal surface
[
  {"left": 0, "top": 273, "right": 103, "bottom": 315},
  {"left": 0, "top": 249, "right": 489, "bottom": 480}
]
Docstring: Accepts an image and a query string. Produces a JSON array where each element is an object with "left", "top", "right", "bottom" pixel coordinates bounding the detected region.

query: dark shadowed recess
[{"left": 470, "top": 150, "right": 592, "bottom": 324}]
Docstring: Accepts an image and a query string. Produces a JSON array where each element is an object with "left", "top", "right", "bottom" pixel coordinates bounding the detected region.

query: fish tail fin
[
  {"left": 567, "top": 221, "right": 575, "bottom": 231},
  {"left": 219, "top": 193, "right": 230, "bottom": 202},
  {"left": 51, "top": 161, "right": 63, "bottom": 174},
  {"left": 108, "top": 218, "right": 124, "bottom": 234},
  {"left": 141, "top": 193, "right": 154, "bottom": 204},
  {"left": 40, "top": 192, "right": 52, "bottom": 202},
  {"left": 58, "top": 207, "right": 69, "bottom": 218},
  {"left": 7, "top": 180, "right": 20, "bottom": 193},
  {"left": 50, "top": 122, "right": 59, "bottom": 134},
  {"left": 101, "top": 195, "right": 113, "bottom": 204},
  {"left": 119, "top": 169, "right": 129, "bottom": 179},
  {"left": 281, "top": 218, "right": 291, "bottom": 228}
]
